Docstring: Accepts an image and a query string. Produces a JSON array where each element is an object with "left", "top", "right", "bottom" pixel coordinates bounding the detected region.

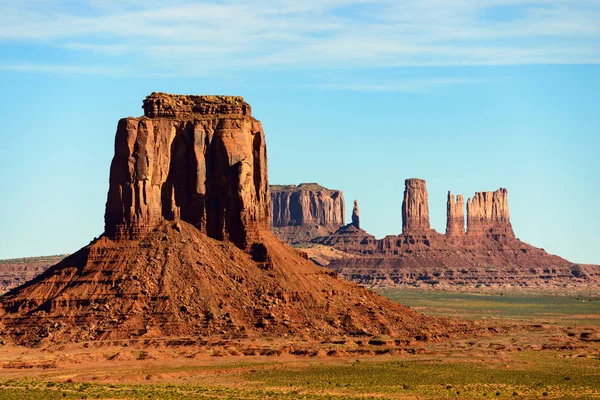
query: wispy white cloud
[
  {"left": 0, "top": 62, "right": 129, "bottom": 75},
  {"left": 0, "top": 0, "right": 598, "bottom": 79},
  {"left": 315, "top": 77, "right": 491, "bottom": 93}
]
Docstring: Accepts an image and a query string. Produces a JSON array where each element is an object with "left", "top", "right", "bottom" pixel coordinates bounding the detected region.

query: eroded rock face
[
  {"left": 402, "top": 179, "right": 430, "bottom": 235},
  {"left": 269, "top": 183, "right": 345, "bottom": 243},
  {"left": 104, "top": 92, "right": 269, "bottom": 250},
  {"left": 466, "top": 188, "right": 514, "bottom": 240},
  {"left": 270, "top": 183, "right": 344, "bottom": 227},
  {"left": 351, "top": 200, "right": 360, "bottom": 229},
  {"left": 446, "top": 192, "right": 465, "bottom": 237},
  {"left": 309, "top": 179, "right": 599, "bottom": 289}
]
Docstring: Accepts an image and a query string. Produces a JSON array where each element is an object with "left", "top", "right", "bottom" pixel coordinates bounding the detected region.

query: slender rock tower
[
  {"left": 351, "top": 200, "right": 360, "bottom": 229},
  {"left": 402, "top": 178, "right": 430, "bottom": 235},
  {"left": 446, "top": 192, "right": 465, "bottom": 237}
]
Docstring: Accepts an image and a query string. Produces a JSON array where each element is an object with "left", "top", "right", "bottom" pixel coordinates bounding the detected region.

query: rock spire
[
  {"left": 446, "top": 192, "right": 465, "bottom": 237},
  {"left": 402, "top": 178, "right": 430, "bottom": 235},
  {"left": 351, "top": 200, "right": 360, "bottom": 229}
]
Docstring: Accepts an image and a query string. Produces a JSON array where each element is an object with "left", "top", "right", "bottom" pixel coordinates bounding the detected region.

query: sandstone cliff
[
  {"left": 466, "top": 188, "right": 515, "bottom": 240},
  {"left": 270, "top": 183, "right": 344, "bottom": 243},
  {"left": 402, "top": 179, "right": 430, "bottom": 235},
  {"left": 104, "top": 93, "right": 269, "bottom": 250},
  {"left": 446, "top": 192, "right": 465, "bottom": 237}
]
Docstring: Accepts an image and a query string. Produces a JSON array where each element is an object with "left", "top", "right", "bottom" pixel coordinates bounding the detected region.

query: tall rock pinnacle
[
  {"left": 402, "top": 178, "right": 430, "bottom": 235},
  {"left": 351, "top": 200, "right": 360, "bottom": 229},
  {"left": 466, "top": 188, "right": 514, "bottom": 239},
  {"left": 104, "top": 92, "right": 270, "bottom": 250},
  {"left": 446, "top": 192, "right": 465, "bottom": 237}
]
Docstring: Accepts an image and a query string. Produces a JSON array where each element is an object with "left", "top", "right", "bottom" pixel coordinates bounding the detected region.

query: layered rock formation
[
  {"left": 105, "top": 92, "right": 269, "bottom": 250},
  {"left": 351, "top": 200, "right": 360, "bottom": 229},
  {"left": 0, "top": 255, "right": 66, "bottom": 295},
  {"left": 0, "top": 94, "right": 453, "bottom": 345},
  {"left": 270, "top": 183, "right": 345, "bottom": 243},
  {"left": 446, "top": 192, "right": 465, "bottom": 238},
  {"left": 466, "top": 189, "right": 514, "bottom": 240},
  {"left": 402, "top": 179, "right": 430, "bottom": 235},
  {"left": 307, "top": 179, "right": 600, "bottom": 289}
]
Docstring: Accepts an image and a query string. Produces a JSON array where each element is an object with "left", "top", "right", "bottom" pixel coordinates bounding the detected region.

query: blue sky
[{"left": 0, "top": 0, "right": 599, "bottom": 263}]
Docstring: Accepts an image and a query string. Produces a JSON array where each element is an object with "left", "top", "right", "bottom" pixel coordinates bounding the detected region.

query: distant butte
[
  {"left": 272, "top": 179, "right": 600, "bottom": 289},
  {"left": 270, "top": 183, "right": 345, "bottom": 243}
]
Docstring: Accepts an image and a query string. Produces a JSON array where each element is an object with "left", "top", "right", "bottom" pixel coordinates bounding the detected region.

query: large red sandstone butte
[
  {"left": 0, "top": 94, "right": 456, "bottom": 345},
  {"left": 105, "top": 93, "right": 269, "bottom": 250}
]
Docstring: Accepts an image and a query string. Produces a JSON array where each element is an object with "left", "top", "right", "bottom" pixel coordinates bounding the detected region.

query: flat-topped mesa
[
  {"left": 402, "top": 178, "right": 430, "bottom": 235},
  {"left": 105, "top": 93, "right": 269, "bottom": 250},
  {"left": 446, "top": 192, "right": 465, "bottom": 237},
  {"left": 270, "top": 183, "right": 345, "bottom": 228},
  {"left": 466, "top": 188, "right": 515, "bottom": 240},
  {"left": 351, "top": 200, "right": 360, "bottom": 229},
  {"left": 142, "top": 92, "right": 251, "bottom": 118}
]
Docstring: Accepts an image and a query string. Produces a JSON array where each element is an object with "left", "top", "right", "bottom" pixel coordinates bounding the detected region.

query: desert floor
[{"left": 0, "top": 289, "right": 598, "bottom": 399}]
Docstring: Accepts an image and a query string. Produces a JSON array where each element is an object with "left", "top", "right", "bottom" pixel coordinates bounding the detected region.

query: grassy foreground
[
  {"left": 377, "top": 289, "right": 600, "bottom": 326},
  {"left": 0, "top": 353, "right": 598, "bottom": 399}
]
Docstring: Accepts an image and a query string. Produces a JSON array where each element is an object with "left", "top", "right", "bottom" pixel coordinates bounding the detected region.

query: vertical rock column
[
  {"left": 402, "top": 178, "right": 430, "bottom": 235},
  {"left": 446, "top": 192, "right": 465, "bottom": 237},
  {"left": 351, "top": 200, "right": 360, "bottom": 229}
]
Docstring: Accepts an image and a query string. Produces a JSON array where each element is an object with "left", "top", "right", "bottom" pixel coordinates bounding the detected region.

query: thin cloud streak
[
  {"left": 0, "top": 0, "right": 598, "bottom": 77},
  {"left": 0, "top": 63, "right": 131, "bottom": 75},
  {"left": 315, "top": 78, "right": 491, "bottom": 93}
]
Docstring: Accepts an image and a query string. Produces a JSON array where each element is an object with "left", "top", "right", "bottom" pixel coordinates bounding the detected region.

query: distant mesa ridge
[
  {"left": 271, "top": 179, "right": 600, "bottom": 287},
  {"left": 270, "top": 178, "right": 516, "bottom": 244}
]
